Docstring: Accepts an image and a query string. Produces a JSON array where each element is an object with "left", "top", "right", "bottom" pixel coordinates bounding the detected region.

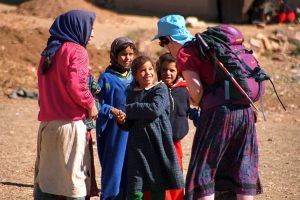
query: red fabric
[
  {"left": 278, "top": 2, "right": 296, "bottom": 23},
  {"left": 165, "top": 188, "right": 184, "bottom": 200},
  {"left": 176, "top": 44, "right": 227, "bottom": 110},
  {"left": 278, "top": 13, "right": 287, "bottom": 23},
  {"left": 143, "top": 141, "right": 184, "bottom": 200},
  {"left": 176, "top": 44, "right": 215, "bottom": 85},
  {"left": 38, "top": 42, "right": 94, "bottom": 121},
  {"left": 165, "top": 141, "right": 184, "bottom": 200},
  {"left": 286, "top": 12, "right": 296, "bottom": 22},
  {"left": 173, "top": 141, "right": 183, "bottom": 169},
  {"left": 171, "top": 78, "right": 188, "bottom": 88},
  {"left": 278, "top": 12, "right": 295, "bottom": 23},
  {"left": 143, "top": 191, "right": 151, "bottom": 200}
]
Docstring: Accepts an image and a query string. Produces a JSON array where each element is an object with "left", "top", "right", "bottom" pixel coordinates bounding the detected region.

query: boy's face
[
  {"left": 117, "top": 46, "right": 135, "bottom": 69},
  {"left": 134, "top": 61, "right": 155, "bottom": 89},
  {"left": 161, "top": 61, "right": 177, "bottom": 86}
]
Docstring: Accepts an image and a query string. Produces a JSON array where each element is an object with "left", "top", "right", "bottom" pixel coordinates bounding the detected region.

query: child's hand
[
  {"left": 110, "top": 107, "right": 119, "bottom": 116},
  {"left": 189, "top": 107, "right": 201, "bottom": 127},
  {"left": 110, "top": 107, "right": 126, "bottom": 124},
  {"left": 88, "top": 103, "right": 98, "bottom": 121},
  {"left": 116, "top": 111, "right": 126, "bottom": 124}
]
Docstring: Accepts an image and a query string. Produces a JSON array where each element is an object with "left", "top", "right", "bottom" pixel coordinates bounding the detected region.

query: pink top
[
  {"left": 176, "top": 44, "right": 215, "bottom": 84},
  {"left": 176, "top": 44, "right": 226, "bottom": 110},
  {"left": 38, "top": 42, "right": 94, "bottom": 121}
]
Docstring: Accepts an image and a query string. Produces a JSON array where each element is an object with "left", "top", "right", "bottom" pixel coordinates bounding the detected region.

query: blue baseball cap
[{"left": 152, "top": 15, "right": 194, "bottom": 45}]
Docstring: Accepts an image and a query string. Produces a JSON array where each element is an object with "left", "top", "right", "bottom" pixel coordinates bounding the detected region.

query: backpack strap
[
  {"left": 224, "top": 80, "right": 230, "bottom": 100},
  {"left": 268, "top": 78, "right": 287, "bottom": 110},
  {"left": 196, "top": 32, "right": 259, "bottom": 110},
  {"left": 249, "top": 64, "right": 286, "bottom": 111},
  {"left": 259, "top": 88, "right": 267, "bottom": 121}
]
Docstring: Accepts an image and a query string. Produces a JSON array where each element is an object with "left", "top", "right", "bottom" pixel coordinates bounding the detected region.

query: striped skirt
[{"left": 185, "top": 105, "right": 261, "bottom": 199}]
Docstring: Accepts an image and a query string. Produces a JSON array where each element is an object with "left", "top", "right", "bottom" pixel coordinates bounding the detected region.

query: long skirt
[
  {"left": 185, "top": 105, "right": 262, "bottom": 199},
  {"left": 34, "top": 120, "right": 94, "bottom": 198}
]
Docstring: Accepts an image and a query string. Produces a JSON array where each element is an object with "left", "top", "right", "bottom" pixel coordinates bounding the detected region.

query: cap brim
[
  {"left": 151, "top": 34, "right": 160, "bottom": 41},
  {"left": 170, "top": 33, "right": 194, "bottom": 45},
  {"left": 152, "top": 31, "right": 194, "bottom": 44}
]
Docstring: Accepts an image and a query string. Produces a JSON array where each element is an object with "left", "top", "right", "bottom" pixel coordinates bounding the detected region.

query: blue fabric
[
  {"left": 169, "top": 86, "right": 190, "bottom": 141},
  {"left": 188, "top": 107, "right": 201, "bottom": 127},
  {"left": 41, "top": 10, "right": 95, "bottom": 60},
  {"left": 96, "top": 69, "right": 133, "bottom": 200},
  {"left": 152, "top": 14, "right": 194, "bottom": 45}
]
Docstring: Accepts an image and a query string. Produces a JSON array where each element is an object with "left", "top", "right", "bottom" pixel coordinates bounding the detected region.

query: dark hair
[
  {"left": 115, "top": 43, "right": 137, "bottom": 57},
  {"left": 131, "top": 55, "right": 154, "bottom": 75},
  {"left": 131, "top": 55, "right": 155, "bottom": 86},
  {"left": 42, "top": 57, "right": 52, "bottom": 75},
  {"left": 156, "top": 53, "right": 177, "bottom": 81},
  {"left": 158, "top": 36, "right": 170, "bottom": 47}
]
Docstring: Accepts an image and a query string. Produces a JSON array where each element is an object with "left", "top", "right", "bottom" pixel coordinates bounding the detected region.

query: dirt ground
[{"left": 0, "top": 1, "right": 299, "bottom": 200}]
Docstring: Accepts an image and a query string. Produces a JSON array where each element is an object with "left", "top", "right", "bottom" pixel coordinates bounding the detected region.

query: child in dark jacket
[
  {"left": 115, "top": 55, "right": 184, "bottom": 200},
  {"left": 158, "top": 53, "right": 200, "bottom": 200},
  {"left": 143, "top": 53, "right": 200, "bottom": 200}
]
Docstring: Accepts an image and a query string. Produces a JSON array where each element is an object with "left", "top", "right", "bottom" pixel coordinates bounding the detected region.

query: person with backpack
[{"left": 152, "top": 14, "right": 262, "bottom": 200}]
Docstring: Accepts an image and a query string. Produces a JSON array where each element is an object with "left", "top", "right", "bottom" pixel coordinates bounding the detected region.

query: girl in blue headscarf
[
  {"left": 34, "top": 10, "right": 98, "bottom": 200},
  {"left": 96, "top": 36, "right": 136, "bottom": 200}
]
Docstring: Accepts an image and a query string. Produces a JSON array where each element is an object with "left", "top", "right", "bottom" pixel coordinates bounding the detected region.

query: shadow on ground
[{"left": 1, "top": 181, "right": 33, "bottom": 188}]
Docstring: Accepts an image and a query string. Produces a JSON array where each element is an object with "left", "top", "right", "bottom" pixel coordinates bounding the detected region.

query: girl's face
[
  {"left": 117, "top": 46, "right": 135, "bottom": 68},
  {"left": 161, "top": 61, "right": 178, "bottom": 86},
  {"left": 135, "top": 61, "right": 155, "bottom": 89}
]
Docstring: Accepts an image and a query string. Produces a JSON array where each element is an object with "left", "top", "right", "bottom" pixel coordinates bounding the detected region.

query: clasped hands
[{"left": 110, "top": 107, "right": 126, "bottom": 124}]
